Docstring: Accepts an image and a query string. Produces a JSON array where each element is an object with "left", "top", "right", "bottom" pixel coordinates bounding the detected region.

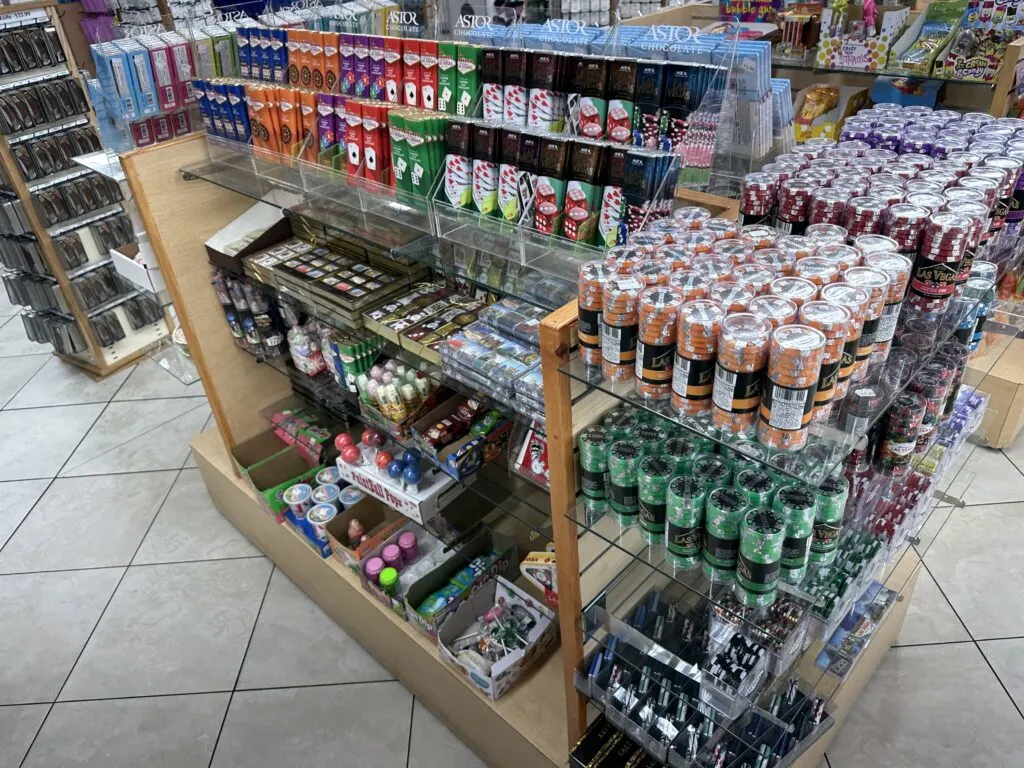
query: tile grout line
[
  {"left": 0, "top": 355, "right": 50, "bottom": 411},
  {"left": 0, "top": 553, "right": 269, "bottom": 578},
  {"left": 824, "top": 754, "right": 831, "bottom": 768},
  {"left": 3, "top": 394, "right": 206, "bottom": 413},
  {"left": 60, "top": 400, "right": 208, "bottom": 476},
  {"left": 207, "top": 564, "right": 277, "bottom": 768},
  {"left": 891, "top": 638, "right": 978, "bottom": 649},
  {"left": 405, "top": 696, "right": 416, "bottom": 768},
  {"left": 1, "top": 466, "right": 209, "bottom": 483},
  {"left": 0, "top": 678, "right": 403, "bottom": 711},
  {"left": 919, "top": 559, "right": 1024, "bottom": 724},
  {"left": 15, "top": 402, "right": 179, "bottom": 767},
  {"left": 0, "top": 367, "right": 144, "bottom": 557}
]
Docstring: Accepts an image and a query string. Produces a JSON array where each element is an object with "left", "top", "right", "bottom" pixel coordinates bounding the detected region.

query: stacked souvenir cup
[
  {"left": 703, "top": 487, "right": 748, "bottom": 583},
  {"left": 578, "top": 261, "right": 617, "bottom": 366},
  {"left": 666, "top": 476, "right": 706, "bottom": 570},
  {"left": 820, "top": 282, "right": 869, "bottom": 400},
  {"left": 908, "top": 212, "right": 974, "bottom": 315},
  {"left": 843, "top": 267, "right": 891, "bottom": 382},
  {"left": 757, "top": 324, "right": 827, "bottom": 452},
  {"left": 638, "top": 455, "right": 674, "bottom": 545},
  {"left": 672, "top": 300, "right": 725, "bottom": 417},
  {"left": 770, "top": 276, "right": 819, "bottom": 310},
  {"left": 773, "top": 483, "right": 817, "bottom": 585},
  {"left": 712, "top": 314, "right": 773, "bottom": 435},
  {"left": 601, "top": 276, "right": 644, "bottom": 382},
  {"left": 862, "top": 252, "right": 913, "bottom": 366},
  {"left": 578, "top": 425, "right": 611, "bottom": 523},
  {"left": 737, "top": 509, "right": 786, "bottom": 608},
  {"left": 799, "top": 301, "right": 852, "bottom": 423},
  {"left": 636, "top": 287, "right": 683, "bottom": 400}
]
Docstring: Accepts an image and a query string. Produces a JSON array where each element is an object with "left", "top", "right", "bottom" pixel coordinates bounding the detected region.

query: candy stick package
[
  {"left": 340, "top": 34, "right": 356, "bottom": 95},
  {"left": 502, "top": 49, "right": 528, "bottom": 127},
  {"left": 599, "top": 145, "right": 627, "bottom": 247},
  {"left": 518, "top": 131, "right": 541, "bottom": 227},
  {"left": 471, "top": 122, "right": 499, "bottom": 215},
  {"left": 384, "top": 37, "right": 403, "bottom": 103},
  {"left": 481, "top": 47, "right": 504, "bottom": 122},
  {"left": 498, "top": 128, "right": 521, "bottom": 222},
  {"left": 456, "top": 43, "right": 482, "bottom": 117},
  {"left": 323, "top": 32, "right": 340, "bottom": 93},
  {"left": 534, "top": 136, "right": 569, "bottom": 236},
  {"left": 403, "top": 39, "right": 421, "bottom": 106},
  {"left": 567, "top": 55, "right": 608, "bottom": 140},
  {"left": 443, "top": 118, "right": 472, "bottom": 208},
  {"left": 607, "top": 59, "right": 637, "bottom": 145},
  {"left": 300, "top": 89, "right": 318, "bottom": 163},
  {"left": 354, "top": 35, "right": 370, "bottom": 97},
  {"left": 316, "top": 92, "right": 337, "bottom": 160},
  {"left": 564, "top": 140, "right": 604, "bottom": 243},
  {"left": 527, "top": 51, "right": 564, "bottom": 132},
  {"left": 389, "top": 111, "right": 411, "bottom": 193},
  {"left": 437, "top": 41, "right": 458, "bottom": 113},
  {"left": 633, "top": 62, "right": 665, "bottom": 149},
  {"left": 309, "top": 31, "right": 326, "bottom": 90},
  {"left": 369, "top": 36, "right": 386, "bottom": 100},
  {"left": 346, "top": 99, "right": 363, "bottom": 175},
  {"left": 420, "top": 40, "right": 438, "bottom": 110}
]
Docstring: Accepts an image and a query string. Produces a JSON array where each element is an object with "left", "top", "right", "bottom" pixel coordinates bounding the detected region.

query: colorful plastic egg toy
[
  {"left": 340, "top": 445, "right": 361, "bottom": 465},
  {"left": 387, "top": 460, "right": 404, "bottom": 481}
]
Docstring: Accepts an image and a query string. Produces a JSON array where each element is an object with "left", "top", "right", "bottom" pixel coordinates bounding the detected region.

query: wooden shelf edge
[{"left": 190, "top": 428, "right": 568, "bottom": 768}]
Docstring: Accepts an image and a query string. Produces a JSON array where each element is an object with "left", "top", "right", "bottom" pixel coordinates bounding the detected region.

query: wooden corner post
[{"left": 540, "top": 299, "right": 588, "bottom": 747}]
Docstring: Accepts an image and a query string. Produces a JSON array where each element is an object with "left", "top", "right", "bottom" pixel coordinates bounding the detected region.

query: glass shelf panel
[
  {"left": 771, "top": 56, "right": 997, "bottom": 87},
  {"left": 560, "top": 294, "right": 990, "bottom": 489}
]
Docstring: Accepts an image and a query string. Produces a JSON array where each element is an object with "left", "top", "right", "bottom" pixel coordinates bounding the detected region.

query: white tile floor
[{"left": 0, "top": 309, "right": 1023, "bottom": 767}]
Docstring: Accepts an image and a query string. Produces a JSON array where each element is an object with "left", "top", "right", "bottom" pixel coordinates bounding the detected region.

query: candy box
[
  {"left": 405, "top": 527, "right": 519, "bottom": 641},
  {"left": 245, "top": 446, "right": 320, "bottom": 517},
  {"left": 437, "top": 576, "right": 556, "bottom": 700},
  {"left": 793, "top": 83, "right": 869, "bottom": 142},
  {"left": 887, "top": 0, "right": 962, "bottom": 75},
  {"left": 326, "top": 494, "right": 406, "bottom": 571},
  {"left": 411, "top": 396, "right": 513, "bottom": 481},
  {"left": 816, "top": 4, "right": 908, "bottom": 71}
]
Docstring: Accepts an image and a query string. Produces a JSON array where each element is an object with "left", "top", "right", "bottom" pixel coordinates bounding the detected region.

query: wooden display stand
[
  {"left": 0, "top": 0, "right": 165, "bottom": 378},
  {"left": 126, "top": 132, "right": 923, "bottom": 767}
]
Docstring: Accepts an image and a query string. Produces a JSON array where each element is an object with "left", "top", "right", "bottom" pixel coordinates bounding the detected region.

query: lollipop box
[
  {"left": 437, "top": 576, "right": 557, "bottom": 701},
  {"left": 814, "top": 5, "right": 909, "bottom": 71},
  {"left": 335, "top": 443, "right": 466, "bottom": 526}
]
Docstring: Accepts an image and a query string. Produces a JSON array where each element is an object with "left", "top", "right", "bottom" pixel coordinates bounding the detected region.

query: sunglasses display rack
[{"left": 0, "top": 0, "right": 168, "bottom": 377}]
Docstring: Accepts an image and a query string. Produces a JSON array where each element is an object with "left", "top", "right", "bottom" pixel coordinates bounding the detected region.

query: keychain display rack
[{"left": 0, "top": 0, "right": 168, "bottom": 376}]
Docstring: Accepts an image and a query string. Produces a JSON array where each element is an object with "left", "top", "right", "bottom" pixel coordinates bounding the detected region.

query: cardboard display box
[
  {"left": 204, "top": 202, "right": 292, "bottom": 275},
  {"left": 325, "top": 494, "right": 407, "bottom": 572},
  {"left": 964, "top": 337, "right": 1024, "bottom": 449},
  {"left": 411, "top": 397, "right": 513, "bottom": 481},
  {"left": 816, "top": 4, "right": 909, "bottom": 71},
  {"left": 335, "top": 443, "right": 467, "bottom": 526},
  {"left": 244, "top": 445, "right": 320, "bottom": 516},
  {"left": 794, "top": 84, "right": 870, "bottom": 143},
  {"left": 405, "top": 527, "right": 520, "bottom": 641},
  {"left": 438, "top": 576, "right": 557, "bottom": 701}
]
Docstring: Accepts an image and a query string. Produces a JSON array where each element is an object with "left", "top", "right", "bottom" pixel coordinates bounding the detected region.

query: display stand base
[{"left": 190, "top": 428, "right": 567, "bottom": 768}]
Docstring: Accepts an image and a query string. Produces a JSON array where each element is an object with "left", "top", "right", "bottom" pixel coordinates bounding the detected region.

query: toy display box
[
  {"left": 793, "top": 84, "right": 870, "bottom": 142},
  {"left": 438, "top": 576, "right": 557, "bottom": 701},
  {"left": 815, "top": 5, "right": 909, "bottom": 70}
]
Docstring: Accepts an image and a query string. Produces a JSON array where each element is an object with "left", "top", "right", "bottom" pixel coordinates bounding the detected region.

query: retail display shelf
[
  {"left": 560, "top": 291, "right": 989, "bottom": 489},
  {"left": 0, "top": 62, "right": 67, "bottom": 93},
  {"left": 771, "top": 57, "right": 997, "bottom": 86},
  {"left": 7, "top": 115, "right": 88, "bottom": 145},
  {"left": 26, "top": 166, "right": 93, "bottom": 193}
]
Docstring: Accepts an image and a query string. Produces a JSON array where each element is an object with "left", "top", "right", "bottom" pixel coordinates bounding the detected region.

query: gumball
[
  {"left": 402, "top": 448, "right": 421, "bottom": 468},
  {"left": 340, "top": 445, "right": 361, "bottom": 465},
  {"left": 361, "top": 428, "right": 381, "bottom": 448},
  {"left": 381, "top": 371, "right": 394, "bottom": 385},
  {"left": 334, "top": 433, "right": 354, "bottom": 451},
  {"left": 369, "top": 365, "right": 384, "bottom": 380},
  {"left": 402, "top": 464, "right": 422, "bottom": 490},
  {"left": 384, "top": 359, "right": 398, "bottom": 373},
  {"left": 387, "top": 460, "right": 404, "bottom": 481},
  {"left": 375, "top": 450, "right": 393, "bottom": 472}
]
